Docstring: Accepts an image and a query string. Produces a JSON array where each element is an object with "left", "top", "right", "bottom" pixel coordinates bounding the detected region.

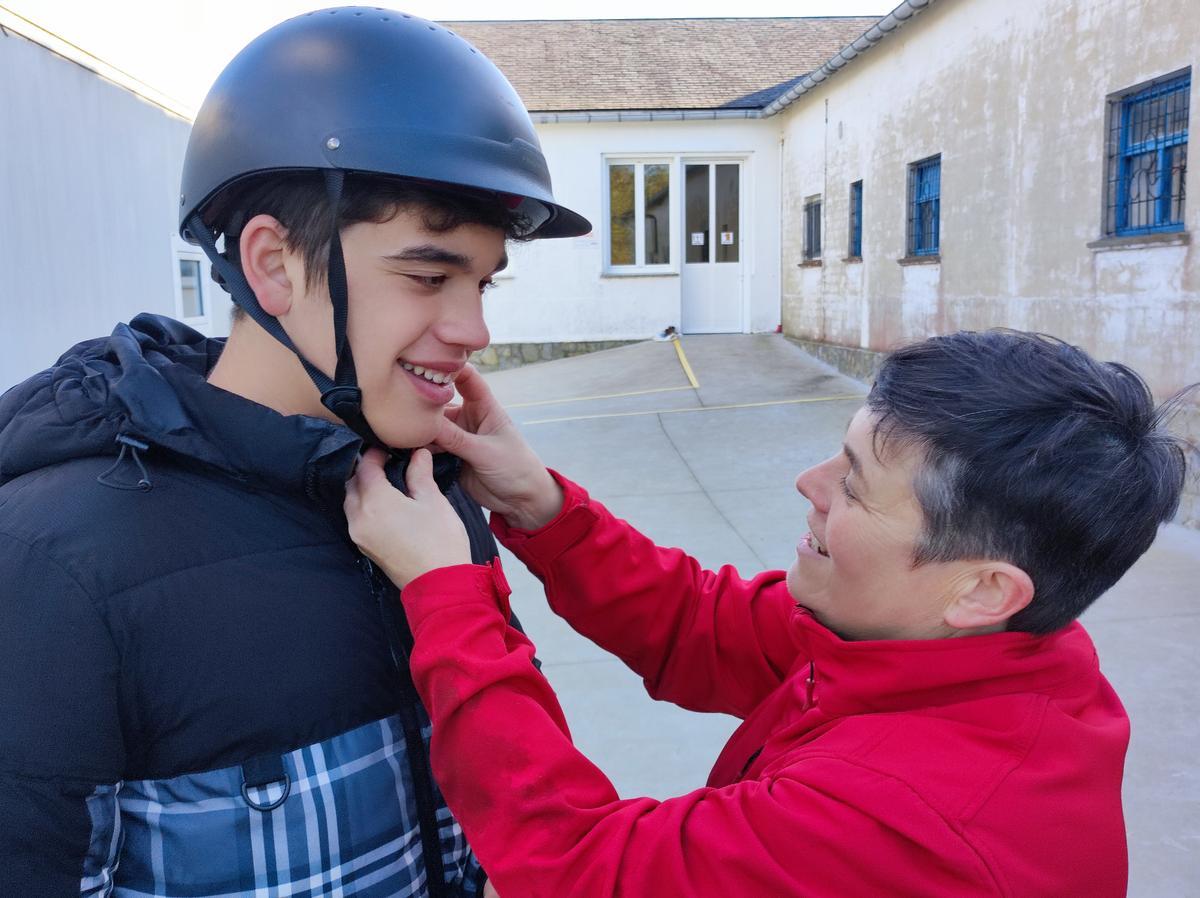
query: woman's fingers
[
  {"left": 354, "top": 447, "right": 390, "bottom": 487},
  {"left": 433, "top": 414, "right": 480, "bottom": 458},
  {"left": 405, "top": 447, "right": 437, "bottom": 499},
  {"left": 452, "top": 363, "right": 493, "bottom": 405}
]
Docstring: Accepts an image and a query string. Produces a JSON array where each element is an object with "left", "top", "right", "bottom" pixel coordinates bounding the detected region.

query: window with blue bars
[
  {"left": 1106, "top": 71, "right": 1189, "bottom": 237},
  {"left": 848, "top": 180, "right": 863, "bottom": 258},
  {"left": 804, "top": 196, "right": 822, "bottom": 261},
  {"left": 907, "top": 156, "right": 941, "bottom": 256}
]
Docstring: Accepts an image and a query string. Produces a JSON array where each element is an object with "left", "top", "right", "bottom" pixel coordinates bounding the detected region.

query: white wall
[
  {"left": 487, "top": 117, "right": 783, "bottom": 343},
  {"left": 778, "top": 0, "right": 1199, "bottom": 402},
  {"left": 0, "top": 29, "right": 230, "bottom": 393}
]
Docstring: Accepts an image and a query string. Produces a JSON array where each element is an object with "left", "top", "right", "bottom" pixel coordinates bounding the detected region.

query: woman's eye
[
  {"left": 480, "top": 277, "right": 498, "bottom": 292},
  {"left": 838, "top": 474, "right": 855, "bottom": 503}
]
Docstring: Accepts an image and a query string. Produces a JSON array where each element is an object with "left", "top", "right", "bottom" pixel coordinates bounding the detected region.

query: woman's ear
[
  {"left": 239, "top": 214, "right": 295, "bottom": 316},
  {"left": 944, "top": 562, "right": 1035, "bottom": 632}
]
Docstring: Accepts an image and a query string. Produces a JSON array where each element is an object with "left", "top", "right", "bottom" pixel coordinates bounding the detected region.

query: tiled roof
[{"left": 442, "top": 17, "right": 884, "bottom": 112}]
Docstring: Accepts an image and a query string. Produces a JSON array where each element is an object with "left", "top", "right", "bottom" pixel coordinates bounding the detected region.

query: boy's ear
[
  {"left": 943, "top": 562, "right": 1034, "bottom": 632},
  {"left": 239, "top": 214, "right": 296, "bottom": 316}
]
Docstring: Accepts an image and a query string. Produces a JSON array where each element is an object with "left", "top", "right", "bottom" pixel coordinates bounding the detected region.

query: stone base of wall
[
  {"left": 785, "top": 337, "right": 1200, "bottom": 529},
  {"left": 784, "top": 337, "right": 883, "bottom": 384},
  {"left": 470, "top": 340, "right": 641, "bottom": 373}
]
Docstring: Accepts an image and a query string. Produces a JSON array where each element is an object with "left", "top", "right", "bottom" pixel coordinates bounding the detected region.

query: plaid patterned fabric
[
  {"left": 81, "top": 784, "right": 123, "bottom": 897},
  {"left": 83, "top": 713, "right": 481, "bottom": 897}
]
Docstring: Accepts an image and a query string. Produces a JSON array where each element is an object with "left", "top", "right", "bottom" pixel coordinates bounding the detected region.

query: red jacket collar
[{"left": 792, "top": 610, "right": 1101, "bottom": 717}]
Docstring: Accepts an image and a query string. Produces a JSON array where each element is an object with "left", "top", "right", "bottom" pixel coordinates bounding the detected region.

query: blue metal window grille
[
  {"left": 849, "top": 181, "right": 863, "bottom": 258},
  {"left": 1107, "top": 72, "right": 1189, "bottom": 236},
  {"left": 907, "top": 156, "right": 941, "bottom": 256},
  {"left": 804, "top": 198, "right": 822, "bottom": 260}
]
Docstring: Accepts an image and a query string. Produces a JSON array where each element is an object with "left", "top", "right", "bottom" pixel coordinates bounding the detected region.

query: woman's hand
[
  {"left": 344, "top": 447, "right": 471, "bottom": 588},
  {"left": 437, "top": 364, "right": 563, "bottom": 531}
]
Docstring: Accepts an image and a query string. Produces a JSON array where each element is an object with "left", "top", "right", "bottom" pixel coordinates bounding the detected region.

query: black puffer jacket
[{"left": 0, "top": 315, "right": 495, "bottom": 897}]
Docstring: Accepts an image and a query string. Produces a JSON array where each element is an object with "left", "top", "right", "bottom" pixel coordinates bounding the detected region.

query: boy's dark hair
[
  {"left": 218, "top": 173, "right": 529, "bottom": 319},
  {"left": 867, "top": 330, "right": 1190, "bottom": 634}
]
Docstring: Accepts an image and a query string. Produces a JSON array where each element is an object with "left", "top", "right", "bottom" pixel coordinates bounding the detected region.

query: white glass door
[{"left": 681, "top": 162, "right": 743, "bottom": 333}]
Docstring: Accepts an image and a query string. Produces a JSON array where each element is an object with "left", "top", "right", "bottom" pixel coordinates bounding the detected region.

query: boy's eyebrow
[
  {"left": 383, "top": 245, "right": 509, "bottom": 275},
  {"left": 383, "top": 245, "right": 472, "bottom": 269}
]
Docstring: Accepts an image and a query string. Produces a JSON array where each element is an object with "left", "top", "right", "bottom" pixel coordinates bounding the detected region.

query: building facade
[
  {"left": 452, "top": 17, "right": 876, "bottom": 346},
  {"left": 776, "top": 0, "right": 1198, "bottom": 522},
  {"left": 484, "top": 117, "right": 784, "bottom": 343}
]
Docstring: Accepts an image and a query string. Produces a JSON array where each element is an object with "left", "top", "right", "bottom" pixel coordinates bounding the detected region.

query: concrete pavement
[{"left": 482, "top": 334, "right": 1200, "bottom": 898}]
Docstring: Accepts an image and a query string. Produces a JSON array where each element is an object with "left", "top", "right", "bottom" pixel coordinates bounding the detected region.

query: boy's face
[
  {"left": 786, "top": 407, "right": 967, "bottom": 641},
  {"left": 288, "top": 209, "right": 505, "bottom": 448}
]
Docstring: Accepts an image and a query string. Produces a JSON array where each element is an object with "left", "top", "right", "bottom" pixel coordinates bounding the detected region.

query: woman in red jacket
[{"left": 346, "top": 330, "right": 1188, "bottom": 898}]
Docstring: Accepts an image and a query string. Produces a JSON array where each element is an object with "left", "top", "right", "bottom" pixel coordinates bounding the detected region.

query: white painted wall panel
[
  {"left": 0, "top": 30, "right": 230, "bottom": 392},
  {"left": 487, "top": 118, "right": 783, "bottom": 343}
]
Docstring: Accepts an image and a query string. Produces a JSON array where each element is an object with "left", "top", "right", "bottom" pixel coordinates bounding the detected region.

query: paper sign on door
[
  {"left": 721, "top": 232, "right": 735, "bottom": 245},
  {"left": 691, "top": 232, "right": 706, "bottom": 246}
]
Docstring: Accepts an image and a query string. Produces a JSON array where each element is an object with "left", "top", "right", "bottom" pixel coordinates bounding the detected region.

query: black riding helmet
[{"left": 178, "top": 6, "right": 590, "bottom": 445}]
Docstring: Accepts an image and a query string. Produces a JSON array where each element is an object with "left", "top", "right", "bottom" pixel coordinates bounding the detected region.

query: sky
[{"left": 2, "top": 1, "right": 889, "bottom": 113}]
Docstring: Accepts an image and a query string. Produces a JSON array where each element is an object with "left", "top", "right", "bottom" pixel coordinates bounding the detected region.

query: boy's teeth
[{"left": 401, "top": 362, "right": 451, "bottom": 385}]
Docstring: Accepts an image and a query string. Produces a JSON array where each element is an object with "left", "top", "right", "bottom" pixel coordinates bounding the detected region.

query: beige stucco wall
[{"left": 778, "top": 0, "right": 1198, "bottom": 520}]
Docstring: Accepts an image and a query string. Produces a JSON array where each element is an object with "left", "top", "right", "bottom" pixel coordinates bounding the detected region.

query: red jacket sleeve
[
  {"left": 492, "top": 472, "right": 802, "bottom": 718},
  {"left": 402, "top": 564, "right": 1000, "bottom": 898}
]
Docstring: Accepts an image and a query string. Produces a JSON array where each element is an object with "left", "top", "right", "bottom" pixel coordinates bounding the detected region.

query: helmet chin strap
[
  {"left": 316, "top": 170, "right": 383, "bottom": 448},
  {"left": 185, "top": 170, "right": 383, "bottom": 449}
]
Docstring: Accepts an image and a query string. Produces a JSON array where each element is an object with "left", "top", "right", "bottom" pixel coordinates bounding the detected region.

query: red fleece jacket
[{"left": 402, "top": 474, "right": 1129, "bottom": 897}]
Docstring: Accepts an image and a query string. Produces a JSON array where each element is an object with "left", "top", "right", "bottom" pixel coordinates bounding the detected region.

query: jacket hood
[{"left": 0, "top": 314, "right": 361, "bottom": 501}]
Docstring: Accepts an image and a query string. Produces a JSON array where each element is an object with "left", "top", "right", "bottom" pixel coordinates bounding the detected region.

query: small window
[
  {"left": 177, "top": 256, "right": 206, "bottom": 320},
  {"left": 607, "top": 160, "right": 672, "bottom": 270},
  {"left": 803, "top": 196, "right": 822, "bottom": 261},
  {"left": 907, "top": 155, "right": 941, "bottom": 256},
  {"left": 1106, "top": 70, "right": 1189, "bottom": 237},
  {"left": 848, "top": 180, "right": 863, "bottom": 258}
]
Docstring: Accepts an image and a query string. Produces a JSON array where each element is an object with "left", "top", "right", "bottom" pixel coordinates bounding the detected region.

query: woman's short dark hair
[
  {"left": 217, "top": 172, "right": 530, "bottom": 316},
  {"left": 867, "top": 331, "right": 1190, "bottom": 634}
]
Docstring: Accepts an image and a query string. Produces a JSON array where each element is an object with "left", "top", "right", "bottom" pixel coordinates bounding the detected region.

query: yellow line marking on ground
[
  {"left": 521, "top": 394, "right": 865, "bottom": 426},
  {"left": 673, "top": 338, "right": 701, "bottom": 390},
  {"left": 506, "top": 384, "right": 695, "bottom": 409}
]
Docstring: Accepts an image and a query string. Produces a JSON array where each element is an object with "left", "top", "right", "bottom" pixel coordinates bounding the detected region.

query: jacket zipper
[{"left": 739, "top": 661, "right": 819, "bottom": 781}]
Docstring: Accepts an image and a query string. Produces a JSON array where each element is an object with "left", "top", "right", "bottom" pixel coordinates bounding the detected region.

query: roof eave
[
  {"left": 531, "top": 108, "right": 768, "bottom": 123},
  {"left": 0, "top": 6, "right": 195, "bottom": 121}
]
